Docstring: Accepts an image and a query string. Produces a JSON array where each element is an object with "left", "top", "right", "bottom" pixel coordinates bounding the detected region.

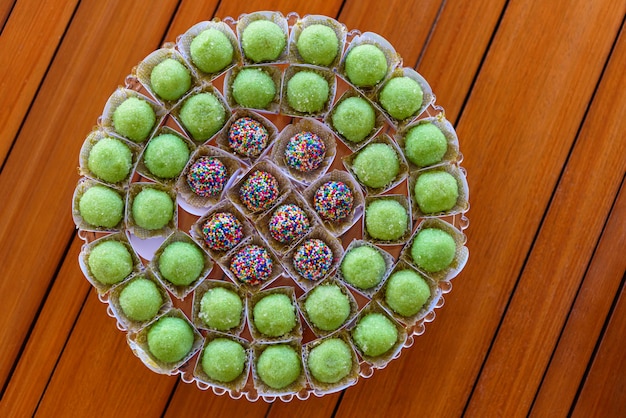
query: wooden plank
[
  {"left": 465, "top": 19, "right": 626, "bottom": 415},
  {"left": 0, "top": 0, "right": 178, "bottom": 391},
  {"left": 531, "top": 179, "right": 626, "bottom": 416},
  {"left": 0, "top": 0, "right": 16, "bottom": 30},
  {"left": 0, "top": 0, "right": 78, "bottom": 163},
  {"left": 336, "top": 0, "right": 625, "bottom": 416}
]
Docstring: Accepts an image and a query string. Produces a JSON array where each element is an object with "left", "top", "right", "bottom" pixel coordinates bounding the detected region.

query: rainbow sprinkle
[
  {"left": 186, "top": 156, "right": 227, "bottom": 197},
  {"left": 228, "top": 117, "right": 269, "bottom": 157},
  {"left": 239, "top": 170, "right": 279, "bottom": 212},
  {"left": 229, "top": 244, "right": 273, "bottom": 285},
  {"left": 268, "top": 204, "right": 310, "bottom": 244},
  {"left": 284, "top": 131, "right": 326, "bottom": 172},
  {"left": 292, "top": 239, "right": 333, "bottom": 281},
  {"left": 202, "top": 212, "right": 244, "bottom": 251},
  {"left": 314, "top": 181, "right": 354, "bottom": 221}
]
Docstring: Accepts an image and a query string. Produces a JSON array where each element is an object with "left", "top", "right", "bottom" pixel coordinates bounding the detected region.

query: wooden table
[{"left": 1, "top": 0, "right": 625, "bottom": 416}]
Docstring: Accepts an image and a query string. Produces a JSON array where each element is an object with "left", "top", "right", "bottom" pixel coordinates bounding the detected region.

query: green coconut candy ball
[
  {"left": 308, "top": 338, "right": 353, "bottom": 384},
  {"left": 179, "top": 93, "right": 227, "bottom": 141},
  {"left": 190, "top": 28, "right": 234, "bottom": 73},
  {"left": 143, "top": 133, "right": 190, "bottom": 179},
  {"left": 331, "top": 97, "right": 375, "bottom": 143},
  {"left": 404, "top": 123, "right": 447, "bottom": 167},
  {"left": 150, "top": 58, "right": 192, "bottom": 101},
  {"left": 341, "top": 245, "right": 387, "bottom": 290},
  {"left": 253, "top": 293, "right": 296, "bottom": 338},
  {"left": 297, "top": 24, "right": 339, "bottom": 66},
  {"left": 385, "top": 270, "right": 431, "bottom": 317},
  {"left": 88, "top": 240, "right": 133, "bottom": 285},
  {"left": 131, "top": 188, "right": 174, "bottom": 230},
  {"left": 286, "top": 71, "right": 330, "bottom": 113},
  {"left": 379, "top": 76, "right": 423, "bottom": 120},
  {"left": 158, "top": 241, "right": 205, "bottom": 286},
  {"left": 87, "top": 137, "right": 133, "bottom": 184},
  {"left": 78, "top": 185, "right": 124, "bottom": 228},
  {"left": 147, "top": 316, "right": 195, "bottom": 363},
  {"left": 352, "top": 313, "right": 398, "bottom": 357},
  {"left": 119, "top": 278, "right": 163, "bottom": 322},
  {"left": 199, "top": 287, "right": 243, "bottom": 331},
  {"left": 411, "top": 228, "right": 456, "bottom": 273},
  {"left": 256, "top": 344, "right": 301, "bottom": 389},
  {"left": 201, "top": 338, "right": 247, "bottom": 383},
  {"left": 364, "top": 199, "right": 408, "bottom": 241},
  {"left": 231, "top": 68, "right": 276, "bottom": 109},
  {"left": 112, "top": 96, "right": 156, "bottom": 142},
  {"left": 414, "top": 170, "right": 459, "bottom": 214},
  {"left": 352, "top": 143, "right": 399, "bottom": 189},
  {"left": 344, "top": 44, "right": 388, "bottom": 87},
  {"left": 241, "top": 20, "right": 286, "bottom": 63},
  {"left": 304, "top": 284, "right": 351, "bottom": 331}
]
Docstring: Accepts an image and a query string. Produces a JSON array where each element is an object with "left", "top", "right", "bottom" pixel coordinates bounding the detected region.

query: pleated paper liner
[
  {"left": 288, "top": 14, "right": 348, "bottom": 70},
  {"left": 408, "top": 163, "right": 470, "bottom": 221},
  {"left": 193, "top": 332, "right": 252, "bottom": 393},
  {"left": 125, "top": 182, "right": 178, "bottom": 239},
  {"left": 236, "top": 11, "right": 289, "bottom": 66},
  {"left": 250, "top": 340, "right": 307, "bottom": 398},
  {"left": 362, "top": 194, "right": 413, "bottom": 246},
  {"left": 224, "top": 65, "right": 283, "bottom": 114},
  {"left": 247, "top": 286, "right": 303, "bottom": 343},
  {"left": 191, "top": 279, "right": 248, "bottom": 336},
  {"left": 336, "top": 239, "right": 395, "bottom": 299},
  {"left": 72, "top": 178, "right": 126, "bottom": 233},
  {"left": 279, "top": 65, "right": 337, "bottom": 119}
]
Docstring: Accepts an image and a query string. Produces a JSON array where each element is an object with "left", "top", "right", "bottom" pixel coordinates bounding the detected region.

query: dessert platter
[{"left": 71, "top": 11, "right": 469, "bottom": 402}]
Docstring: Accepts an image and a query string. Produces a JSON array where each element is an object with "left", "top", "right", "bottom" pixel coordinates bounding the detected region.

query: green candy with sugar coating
[
  {"left": 132, "top": 188, "right": 174, "bottom": 230},
  {"left": 344, "top": 44, "right": 387, "bottom": 87},
  {"left": 364, "top": 199, "right": 408, "bottom": 241},
  {"left": 231, "top": 68, "right": 276, "bottom": 109},
  {"left": 379, "top": 76, "right": 423, "bottom": 120},
  {"left": 414, "top": 170, "right": 459, "bottom": 213},
  {"left": 119, "top": 278, "right": 163, "bottom": 321},
  {"left": 147, "top": 316, "right": 195, "bottom": 363},
  {"left": 88, "top": 240, "right": 133, "bottom": 285},
  {"left": 304, "top": 284, "right": 351, "bottom": 331},
  {"left": 404, "top": 122, "right": 447, "bottom": 167},
  {"left": 143, "top": 133, "right": 190, "bottom": 179},
  {"left": 385, "top": 269, "right": 430, "bottom": 317},
  {"left": 179, "top": 93, "right": 226, "bottom": 141},
  {"left": 331, "top": 97, "right": 375, "bottom": 143},
  {"left": 190, "top": 28, "right": 234, "bottom": 73},
  {"left": 253, "top": 293, "right": 296, "bottom": 337},
  {"left": 411, "top": 228, "right": 456, "bottom": 273},
  {"left": 87, "top": 137, "right": 132, "bottom": 184},
  {"left": 150, "top": 58, "right": 191, "bottom": 101},
  {"left": 158, "top": 241, "right": 204, "bottom": 286},
  {"left": 307, "top": 338, "right": 353, "bottom": 384},
  {"left": 256, "top": 344, "right": 301, "bottom": 389},
  {"left": 241, "top": 20, "right": 286, "bottom": 62},
  {"left": 201, "top": 338, "right": 247, "bottom": 383},
  {"left": 352, "top": 313, "right": 397, "bottom": 357},
  {"left": 199, "top": 287, "right": 243, "bottom": 331},
  {"left": 286, "top": 71, "right": 329, "bottom": 113},
  {"left": 352, "top": 143, "right": 399, "bottom": 189},
  {"left": 113, "top": 96, "right": 156, "bottom": 142},
  {"left": 341, "top": 245, "right": 386, "bottom": 290},
  {"left": 79, "top": 185, "right": 124, "bottom": 228},
  {"left": 297, "top": 24, "right": 339, "bottom": 66}
]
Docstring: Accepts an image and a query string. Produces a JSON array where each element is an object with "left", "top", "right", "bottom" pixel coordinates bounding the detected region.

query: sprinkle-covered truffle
[
  {"left": 201, "top": 338, "right": 247, "bottom": 383},
  {"left": 286, "top": 71, "right": 330, "bottom": 114},
  {"left": 313, "top": 181, "right": 353, "bottom": 222},
  {"left": 179, "top": 92, "right": 227, "bottom": 141},
  {"left": 202, "top": 212, "right": 244, "bottom": 251},
  {"left": 341, "top": 245, "right": 386, "bottom": 290},
  {"left": 253, "top": 293, "right": 297, "bottom": 337},
  {"left": 352, "top": 313, "right": 398, "bottom": 357},
  {"left": 231, "top": 68, "right": 276, "bottom": 109},
  {"left": 241, "top": 20, "right": 286, "bottom": 63},
  {"left": 304, "top": 284, "right": 351, "bottom": 332},
  {"left": 352, "top": 143, "right": 400, "bottom": 189},
  {"left": 132, "top": 188, "right": 174, "bottom": 231},
  {"left": 88, "top": 240, "right": 133, "bottom": 285},
  {"left": 296, "top": 24, "right": 339, "bottom": 66},
  {"left": 344, "top": 44, "right": 388, "bottom": 87},
  {"left": 119, "top": 278, "right": 163, "bottom": 322},
  {"left": 228, "top": 117, "right": 269, "bottom": 157},
  {"left": 186, "top": 156, "right": 228, "bottom": 197},
  {"left": 238, "top": 170, "right": 279, "bottom": 212},
  {"left": 150, "top": 58, "right": 192, "bottom": 101},
  {"left": 190, "top": 28, "right": 234, "bottom": 74},
  {"left": 411, "top": 228, "right": 456, "bottom": 273},
  {"left": 256, "top": 344, "right": 301, "bottom": 390},
  {"left": 414, "top": 170, "right": 459, "bottom": 214},
  {"left": 268, "top": 204, "right": 310, "bottom": 244},
  {"left": 379, "top": 76, "right": 423, "bottom": 120},
  {"left": 230, "top": 244, "right": 273, "bottom": 285},
  {"left": 365, "top": 199, "right": 408, "bottom": 241},
  {"left": 79, "top": 185, "right": 124, "bottom": 228},
  {"left": 147, "top": 316, "right": 195, "bottom": 363},
  {"left": 112, "top": 97, "right": 156, "bottom": 143},
  {"left": 331, "top": 96, "right": 375, "bottom": 143},
  {"left": 404, "top": 122, "right": 448, "bottom": 167},
  {"left": 87, "top": 137, "right": 133, "bottom": 184},
  {"left": 158, "top": 241, "right": 205, "bottom": 286},
  {"left": 307, "top": 338, "right": 353, "bottom": 384},
  {"left": 385, "top": 269, "right": 431, "bottom": 317},
  {"left": 284, "top": 131, "right": 326, "bottom": 172},
  {"left": 199, "top": 287, "right": 243, "bottom": 331},
  {"left": 293, "top": 239, "right": 333, "bottom": 281},
  {"left": 143, "top": 133, "right": 190, "bottom": 179}
]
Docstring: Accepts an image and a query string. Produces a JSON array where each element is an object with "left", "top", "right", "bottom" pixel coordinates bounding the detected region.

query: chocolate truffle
[
  {"left": 351, "top": 313, "right": 397, "bottom": 357},
  {"left": 304, "top": 284, "right": 351, "bottom": 331},
  {"left": 131, "top": 188, "right": 174, "bottom": 231},
  {"left": 241, "top": 20, "right": 286, "bottom": 63},
  {"left": 79, "top": 185, "right": 124, "bottom": 228},
  {"left": 190, "top": 28, "right": 234, "bottom": 74},
  {"left": 293, "top": 239, "right": 333, "bottom": 281},
  {"left": 284, "top": 131, "right": 326, "bottom": 172},
  {"left": 352, "top": 143, "right": 400, "bottom": 189},
  {"left": 296, "top": 24, "right": 339, "bottom": 66},
  {"left": 307, "top": 338, "right": 353, "bottom": 384},
  {"left": 365, "top": 199, "right": 408, "bottom": 241},
  {"left": 331, "top": 96, "right": 375, "bottom": 143},
  {"left": 313, "top": 181, "right": 354, "bottom": 222},
  {"left": 143, "top": 133, "right": 190, "bottom": 179},
  {"left": 238, "top": 170, "right": 279, "bottom": 212},
  {"left": 88, "top": 240, "right": 133, "bottom": 285},
  {"left": 147, "top": 316, "right": 195, "bottom": 363},
  {"left": 341, "top": 245, "right": 386, "bottom": 290},
  {"left": 378, "top": 76, "right": 423, "bottom": 120},
  {"left": 411, "top": 228, "right": 456, "bottom": 273},
  {"left": 231, "top": 68, "right": 276, "bottom": 109},
  {"left": 158, "top": 241, "right": 205, "bottom": 286},
  {"left": 286, "top": 71, "right": 330, "bottom": 113},
  {"left": 179, "top": 92, "right": 227, "bottom": 141},
  {"left": 253, "top": 293, "right": 296, "bottom": 337},
  {"left": 112, "top": 96, "right": 156, "bottom": 142},
  {"left": 230, "top": 244, "right": 273, "bottom": 286},
  {"left": 87, "top": 137, "right": 133, "bottom": 184},
  {"left": 268, "top": 204, "right": 310, "bottom": 244},
  {"left": 201, "top": 338, "right": 247, "bottom": 383},
  {"left": 150, "top": 58, "right": 192, "bottom": 101},
  {"left": 385, "top": 269, "right": 431, "bottom": 317},
  {"left": 118, "top": 278, "right": 163, "bottom": 322},
  {"left": 186, "top": 156, "right": 228, "bottom": 197},
  {"left": 256, "top": 344, "right": 301, "bottom": 390},
  {"left": 344, "top": 44, "right": 387, "bottom": 87},
  {"left": 404, "top": 122, "right": 447, "bottom": 167},
  {"left": 199, "top": 287, "right": 243, "bottom": 331},
  {"left": 414, "top": 170, "right": 459, "bottom": 213},
  {"left": 228, "top": 117, "right": 269, "bottom": 157},
  {"left": 202, "top": 212, "right": 244, "bottom": 251}
]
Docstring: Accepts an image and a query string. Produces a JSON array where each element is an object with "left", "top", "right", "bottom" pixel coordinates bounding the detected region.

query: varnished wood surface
[{"left": 1, "top": 0, "right": 625, "bottom": 416}]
